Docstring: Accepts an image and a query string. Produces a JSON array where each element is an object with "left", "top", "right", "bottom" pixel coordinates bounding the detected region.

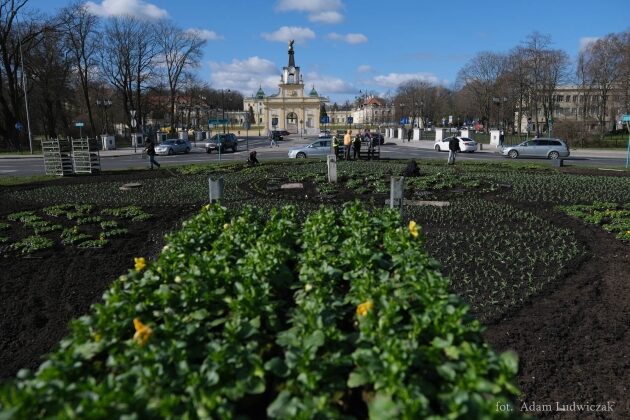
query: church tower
[{"left": 280, "top": 40, "right": 304, "bottom": 97}]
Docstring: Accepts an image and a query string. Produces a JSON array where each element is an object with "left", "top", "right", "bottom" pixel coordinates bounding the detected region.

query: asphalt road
[{"left": 0, "top": 136, "right": 627, "bottom": 177}]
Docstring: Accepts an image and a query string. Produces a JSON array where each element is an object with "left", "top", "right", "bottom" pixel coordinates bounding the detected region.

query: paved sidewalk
[
  {"left": 0, "top": 136, "right": 316, "bottom": 159},
  {"left": 2, "top": 135, "right": 627, "bottom": 159},
  {"left": 386, "top": 138, "right": 629, "bottom": 159}
]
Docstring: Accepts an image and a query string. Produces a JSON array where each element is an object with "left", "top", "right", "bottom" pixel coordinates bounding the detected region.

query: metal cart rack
[
  {"left": 71, "top": 138, "right": 101, "bottom": 174},
  {"left": 42, "top": 138, "right": 73, "bottom": 176}
]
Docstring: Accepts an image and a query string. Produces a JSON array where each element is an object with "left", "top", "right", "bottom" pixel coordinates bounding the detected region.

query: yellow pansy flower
[
  {"left": 408, "top": 220, "right": 419, "bottom": 238},
  {"left": 223, "top": 223, "right": 230, "bottom": 230},
  {"left": 356, "top": 300, "right": 374, "bottom": 317},
  {"left": 134, "top": 257, "right": 146, "bottom": 271},
  {"left": 133, "top": 318, "right": 152, "bottom": 346}
]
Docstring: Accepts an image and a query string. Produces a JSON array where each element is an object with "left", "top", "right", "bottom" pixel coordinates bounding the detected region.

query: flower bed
[
  {"left": 558, "top": 201, "right": 630, "bottom": 241},
  {"left": 0, "top": 203, "right": 520, "bottom": 418}
]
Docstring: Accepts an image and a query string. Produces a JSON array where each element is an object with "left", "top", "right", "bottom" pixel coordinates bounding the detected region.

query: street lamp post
[
  {"left": 399, "top": 103, "right": 406, "bottom": 125},
  {"left": 96, "top": 99, "right": 112, "bottom": 135},
  {"left": 492, "top": 97, "right": 507, "bottom": 130},
  {"left": 221, "top": 89, "right": 231, "bottom": 134}
]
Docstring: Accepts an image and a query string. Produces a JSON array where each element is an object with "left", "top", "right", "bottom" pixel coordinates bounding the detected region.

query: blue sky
[{"left": 30, "top": 0, "right": 630, "bottom": 104}]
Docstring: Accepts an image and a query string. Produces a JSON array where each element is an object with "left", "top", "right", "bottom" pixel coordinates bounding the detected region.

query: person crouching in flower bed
[{"left": 247, "top": 150, "right": 259, "bottom": 166}]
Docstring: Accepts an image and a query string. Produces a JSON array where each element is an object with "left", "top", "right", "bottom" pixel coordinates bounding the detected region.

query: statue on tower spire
[{"left": 288, "top": 39, "right": 295, "bottom": 67}]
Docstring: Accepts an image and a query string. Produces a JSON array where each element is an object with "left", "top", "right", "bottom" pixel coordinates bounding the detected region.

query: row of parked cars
[
  {"left": 155, "top": 132, "right": 570, "bottom": 161},
  {"left": 434, "top": 136, "right": 570, "bottom": 159}
]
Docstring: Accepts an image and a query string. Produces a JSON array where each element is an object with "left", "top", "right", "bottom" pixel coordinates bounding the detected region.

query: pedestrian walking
[
  {"left": 353, "top": 133, "right": 362, "bottom": 160},
  {"left": 332, "top": 134, "right": 340, "bottom": 158},
  {"left": 270, "top": 132, "right": 277, "bottom": 147},
  {"left": 447, "top": 136, "right": 460, "bottom": 165},
  {"left": 371, "top": 134, "right": 380, "bottom": 160},
  {"left": 343, "top": 130, "right": 352, "bottom": 160},
  {"left": 407, "top": 128, "right": 412, "bottom": 143},
  {"left": 144, "top": 138, "right": 160, "bottom": 170},
  {"left": 499, "top": 131, "right": 505, "bottom": 146}
]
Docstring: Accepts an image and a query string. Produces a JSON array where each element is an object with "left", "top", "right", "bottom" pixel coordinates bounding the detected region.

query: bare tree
[
  {"left": 505, "top": 46, "right": 531, "bottom": 134},
  {"left": 100, "top": 16, "right": 158, "bottom": 136},
  {"left": 621, "top": 30, "right": 630, "bottom": 115},
  {"left": 456, "top": 51, "right": 507, "bottom": 131},
  {"left": 396, "top": 80, "right": 433, "bottom": 128},
  {"left": 59, "top": 2, "right": 99, "bottom": 137},
  {"left": 575, "top": 46, "right": 597, "bottom": 139},
  {"left": 27, "top": 23, "right": 72, "bottom": 138},
  {"left": 520, "top": 32, "right": 569, "bottom": 135},
  {"left": 0, "top": 0, "right": 42, "bottom": 149},
  {"left": 581, "top": 33, "right": 624, "bottom": 139},
  {"left": 155, "top": 22, "right": 205, "bottom": 130}
]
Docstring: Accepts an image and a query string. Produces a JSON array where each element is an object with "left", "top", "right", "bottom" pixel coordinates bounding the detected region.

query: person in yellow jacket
[
  {"left": 332, "top": 134, "right": 340, "bottom": 157},
  {"left": 343, "top": 130, "right": 352, "bottom": 160}
]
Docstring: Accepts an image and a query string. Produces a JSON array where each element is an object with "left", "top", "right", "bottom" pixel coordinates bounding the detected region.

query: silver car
[
  {"left": 501, "top": 138, "right": 570, "bottom": 160},
  {"left": 155, "top": 139, "right": 191, "bottom": 155},
  {"left": 288, "top": 139, "right": 336, "bottom": 158}
]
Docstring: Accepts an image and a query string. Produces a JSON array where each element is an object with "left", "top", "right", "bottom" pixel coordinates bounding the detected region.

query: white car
[{"left": 434, "top": 136, "right": 477, "bottom": 153}]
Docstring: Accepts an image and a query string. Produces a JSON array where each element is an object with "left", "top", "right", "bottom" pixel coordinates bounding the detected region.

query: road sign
[
  {"left": 320, "top": 116, "right": 330, "bottom": 124},
  {"left": 400, "top": 117, "right": 409, "bottom": 125},
  {"left": 243, "top": 122, "right": 251, "bottom": 130},
  {"left": 75, "top": 122, "right": 84, "bottom": 127},
  {"left": 347, "top": 117, "right": 353, "bottom": 124},
  {"left": 622, "top": 115, "right": 630, "bottom": 122},
  {"left": 15, "top": 122, "right": 23, "bottom": 131}
]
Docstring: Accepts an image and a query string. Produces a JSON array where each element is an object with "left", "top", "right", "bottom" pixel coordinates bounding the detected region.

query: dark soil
[
  {"left": 1, "top": 166, "right": 629, "bottom": 418},
  {"left": 483, "top": 205, "right": 630, "bottom": 418}
]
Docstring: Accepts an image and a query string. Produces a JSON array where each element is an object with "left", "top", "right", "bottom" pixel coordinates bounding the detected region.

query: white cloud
[
  {"left": 186, "top": 28, "right": 223, "bottom": 41},
  {"left": 579, "top": 36, "right": 599, "bottom": 51},
  {"left": 276, "top": 0, "right": 343, "bottom": 12},
  {"left": 262, "top": 26, "right": 316, "bottom": 43},
  {"left": 84, "top": 0, "right": 168, "bottom": 19},
  {"left": 326, "top": 32, "right": 367, "bottom": 44},
  {"left": 372, "top": 72, "right": 440, "bottom": 88},
  {"left": 357, "top": 65, "right": 372, "bottom": 73},
  {"left": 309, "top": 11, "right": 343, "bottom": 23},
  {"left": 304, "top": 71, "right": 354, "bottom": 94},
  {"left": 209, "top": 57, "right": 280, "bottom": 94},
  {"left": 276, "top": 0, "right": 344, "bottom": 24}
]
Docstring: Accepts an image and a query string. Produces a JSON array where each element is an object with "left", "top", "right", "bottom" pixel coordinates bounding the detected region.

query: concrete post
[
  {"left": 208, "top": 177, "right": 225, "bottom": 203},
  {"left": 435, "top": 129, "right": 446, "bottom": 142},
  {"left": 327, "top": 154, "right": 338, "bottom": 183},
  {"left": 490, "top": 130, "right": 501, "bottom": 147},
  {"left": 101, "top": 135, "right": 115, "bottom": 150},
  {"left": 390, "top": 176, "right": 405, "bottom": 216},
  {"left": 460, "top": 129, "right": 474, "bottom": 139}
]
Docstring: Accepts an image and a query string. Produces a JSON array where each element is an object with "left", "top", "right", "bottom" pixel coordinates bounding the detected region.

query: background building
[{"left": 244, "top": 42, "right": 326, "bottom": 135}]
